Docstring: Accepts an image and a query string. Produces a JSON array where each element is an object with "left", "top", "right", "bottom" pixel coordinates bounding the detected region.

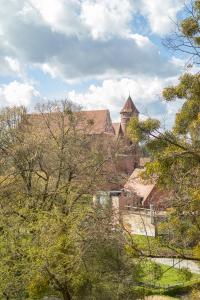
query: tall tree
[
  {"left": 127, "top": 0, "right": 200, "bottom": 258},
  {"left": 0, "top": 102, "right": 140, "bottom": 300}
]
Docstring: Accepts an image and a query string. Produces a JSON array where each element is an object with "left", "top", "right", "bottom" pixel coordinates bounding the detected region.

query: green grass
[
  {"left": 130, "top": 235, "right": 200, "bottom": 297},
  {"left": 153, "top": 264, "right": 199, "bottom": 286},
  {"left": 135, "top": 263, "right": 200, "bottom": 299},
  {"left": 132, "top": 234, "right": 193, "bottom": 258},
  {"left": 139, "top": 260, "right": 200, "bottom": 288}
]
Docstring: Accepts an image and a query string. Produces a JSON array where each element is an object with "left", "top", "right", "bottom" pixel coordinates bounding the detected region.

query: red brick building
[{"left": 29, "top": 95, "right": 140, "bottom": 177}]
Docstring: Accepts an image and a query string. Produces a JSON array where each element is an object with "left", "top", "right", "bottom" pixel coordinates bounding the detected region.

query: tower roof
[{"left": 120, "top": 96, "right": 139, "bottom": 114}]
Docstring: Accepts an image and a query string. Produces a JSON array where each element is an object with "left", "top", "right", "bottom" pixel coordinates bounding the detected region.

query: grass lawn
[
  {"left": 137, "top": 263, "right": 200, "bottom": 299},
  {"left": 130, "top": 234, "right": 200, "bottom": 298},
  {"left": 132, "top": 234, "right": 193, "bottom": 258},
  {"left": 153, "top": 264, "right": 199, "bottom": 286},
  {"left": 139, "top": 260, "right": 200, "bottom": 287}
]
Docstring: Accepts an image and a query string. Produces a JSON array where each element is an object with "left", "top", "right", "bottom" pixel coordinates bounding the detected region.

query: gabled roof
[
  {"left": 77, "top": 110, "right": 114, "bottom": 134},
  {"left": 124, "top": 168, "right": 155, "bottom": 202},
  {"left": 28, "top": 109, "right": 115, "bottom": 135},
  {"left": 120, "top": 96, "right": 139, "bottom": 114}
]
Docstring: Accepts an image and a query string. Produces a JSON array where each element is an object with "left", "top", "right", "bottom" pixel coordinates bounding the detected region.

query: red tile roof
[
  {"left": 77, "top": 110, "right": 114, "bottom": 134},
  {"left": 120, "top": 96, "right": 139, "bottom": 114},
  {"left": 124, "top": 168, "right": 155, "bottom": 203},
  {"left": 28, "top": 109, "right": 115, "bottom": 135}
]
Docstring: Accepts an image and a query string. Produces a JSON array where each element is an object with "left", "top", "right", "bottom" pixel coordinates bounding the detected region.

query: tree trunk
[
  {"left": 3, "top": 293, "right": 9, "bottom": 300},
  {"left": 61, "top": 289, "right": 71, "bottom": 300}
]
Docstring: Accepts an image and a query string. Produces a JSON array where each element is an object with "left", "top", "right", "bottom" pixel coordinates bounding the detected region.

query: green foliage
[
  {"left": 166, "top": 0, "right": 200, "bottom": 60},
  {"left": 28, "top": 275, "right": 50, "bottom": 299},
  {"left": 139, "top": 260, "right": 163, "bottom": 283},
  {"left": 127, "top": 2, "right": 200, "bottom": 257},
  {"left": 179, "top": 268, "right": 193, "bottom": 282},
  {"left": 162, "top": 87, "right": 178, "bottom": 101},
  {"left": 127, "top": 117, "right": 160, "bottom": 143},
  {"left": 164, "top": 282, "right": 200, "bottom": 298},
  {"left": 163, "top": 73, "right": 200, "bottom": 135},
  {"left": 0, "top": 103, "right": 141, "bottom": 300},
  {"left": 140, "top": 263, "right": 195, "bottom": 286},
  {"left": 181, "top": 17, "right": 199, "bottom": 37}
]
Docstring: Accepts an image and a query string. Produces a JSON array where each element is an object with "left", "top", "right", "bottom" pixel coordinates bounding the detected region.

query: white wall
[{"left": 122, "top": 212, "right": 156, "bottom": 237}]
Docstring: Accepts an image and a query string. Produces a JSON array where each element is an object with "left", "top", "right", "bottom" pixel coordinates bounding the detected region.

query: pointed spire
[{"left": 120, "top": 95, "right": 139, "bottom": 114}]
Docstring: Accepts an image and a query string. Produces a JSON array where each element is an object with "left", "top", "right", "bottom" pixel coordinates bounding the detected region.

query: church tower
[{"left": 120, "top": 95, "right": 139, "bottom": 135}]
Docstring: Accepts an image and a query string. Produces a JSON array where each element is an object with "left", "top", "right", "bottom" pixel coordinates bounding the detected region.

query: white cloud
[
  {"left": 80, "top": 0, "right": 133, "bottom": 39},
  {"left": 127, "top": 33, "right": 150, "bottom": 47},
  {"left": 138, "top": 0, "right": 184, "bottom": 35},
  {"left": 68, "top": 76, "right": 179, "bottom": 126},
  {"left": 25, "top": 0, "right": 184, "bottom": 38},
  {"left": 27, "top": 0, "right": 135, "bottom": 39},
  {"left": 0, "top": 0, "right": 187, "bottom": 128},
  {"left": 0, "top": 34, "right": 23, "bottom": 77},
  {"left": 5, "top": 56, "right": 25, "bottom": 78},
  {"left": 0, "top": 0, "right": 184, "bottom": 82},
  {"left": 39, "top": 62, "right": 62, "bottom": 79},
  {"left": 0, "top": 81, "right": 40, "bottom": 107},
  {"left": 32, "top": 34, "right": 180, "bottom": 81},
  {"left": 27, "top": 0, "right": 82, "bottom": 36}
]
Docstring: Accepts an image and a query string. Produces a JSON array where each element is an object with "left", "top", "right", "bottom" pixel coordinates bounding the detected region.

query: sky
[{"left": 0, "top": 0, "right": 190, "bottom": 126}]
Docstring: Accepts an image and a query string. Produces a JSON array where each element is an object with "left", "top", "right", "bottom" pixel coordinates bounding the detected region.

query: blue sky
[{"left": 0, "top": 0, "right": 190, "bottom": 126}]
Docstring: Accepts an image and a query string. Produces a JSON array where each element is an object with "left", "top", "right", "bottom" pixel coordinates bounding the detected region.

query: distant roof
[
  {"left": 28, "top": 109, "right": 115, "bottom": 135},
  {"left": 112, "top": 122, "right": 122, "bottom": 136},
  {"left": 78, "top": 110, "right": 114, "bottom": 134},
  {"left": 120, "top": 96, "right": 139, "bottom": 114},
  {"left": 124, "top": 168, "right": 155, "bottom": 202}
]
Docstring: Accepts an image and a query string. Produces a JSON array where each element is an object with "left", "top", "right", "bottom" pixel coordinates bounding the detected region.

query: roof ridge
[{"left": 80, "top": 109, "right": 109, "bottom": 113}]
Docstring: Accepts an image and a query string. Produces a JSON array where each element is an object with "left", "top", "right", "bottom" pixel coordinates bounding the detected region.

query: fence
[{"left": 138, "top": 278, "right": 200, "bottom": 290}]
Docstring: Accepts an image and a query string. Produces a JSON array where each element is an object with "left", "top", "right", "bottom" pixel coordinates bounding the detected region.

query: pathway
[{"left": 151, "top": 257, "right": 200, "bottom": 274}]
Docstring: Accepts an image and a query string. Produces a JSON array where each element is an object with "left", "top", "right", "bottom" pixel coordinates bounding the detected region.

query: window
[{"left": 95, "top": 192, "right": 110, "bottom": 207}]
